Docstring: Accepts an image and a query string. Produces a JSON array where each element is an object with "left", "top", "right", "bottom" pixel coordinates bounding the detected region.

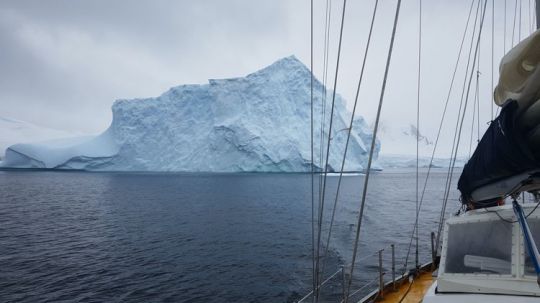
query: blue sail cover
[{"left": 458, "top": 100, "right": 540, "bottom": 207}]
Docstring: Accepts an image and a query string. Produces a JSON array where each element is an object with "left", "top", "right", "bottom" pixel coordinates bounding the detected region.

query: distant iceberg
[
  {"left": 377, "top": 154, "right": 467, "bottom": 169},
  {"left": 0, "top": 116, "right": 82, "bottom": 157},
  {"left": 1, "top": 56, "right": 379, "bottom": 172}
]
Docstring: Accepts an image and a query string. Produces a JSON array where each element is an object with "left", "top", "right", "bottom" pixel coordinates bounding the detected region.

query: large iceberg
[{"left": 1, "top": 56, "right": 379, "bottom": 172}]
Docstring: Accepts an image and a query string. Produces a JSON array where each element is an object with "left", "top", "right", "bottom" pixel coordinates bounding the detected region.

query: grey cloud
[{"left": 0, "top": 0, "right": 535, "bottom": 158}]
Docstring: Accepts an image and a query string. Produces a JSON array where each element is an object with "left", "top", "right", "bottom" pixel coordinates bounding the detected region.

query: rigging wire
[
  {"left": 533, "top": 1, "right": 540, "bottom": 31},
  {"left": 314, "top": 0, "right": 332, "bottom": 295},
  {"left": 477, "top": 75, "right": 481, "bottom": 142},
  {"left": 318, "top": 0, "right": 329, "bottom": 206},
  {"left": 518, "top": 0, "right": 523, "bottom": 42},
  {"left": 415, "top": 0, "right": 422, "bottom": 270},
  {"left": 401, "top": 0, "right": 477, "bottom": 273},
  {"left": 491, "top": 0, "right": 495, "bottom": 121},
  {"left": 469, "top": 1, "right": 483, "bottom": 161},
  {"left": 436, "top": 0, "right": 483, "bottom": 254},
  {"left": 468, "top": 70, "right": 480, "bottom": 159},
  {"left": 525, "top": 0, "right": 531, "bottom": 33},
  {"left": 496, "top": 0, "right": 514, "bottom": 118},
  {"left": 534, "top": 0, "right": 537, "bottom": 32},
  {"left": 318, "top": 0, "right": 332, "bottom": 224},
  {"left": 534, "top": 0, "right": 536, "bottom": 32},
  {"left": 344, "top": 1, "right": 402, "bottom": 301},
  {"left": 520, "top": 0, "right": 523, "bottom": 39},
  {"left": 478, "top": 0, "right": 482, "bottom": 139},
  {"left": 310, "top": 0, "right": 316, "bottom": 300},
  {"left": 530, "top": 0, "right": 533, "bottom": 32},
  {"left": 477, "top": 77, "right": 481, "bottom": 143},
  {"left": 314, "top": 0, "right": 347, "bottom": 299},
  {"left": 505, "top": 0, "right": 508, "bottom": 53},
  {"left": 476, "top": 14, "right": 481, "bottom": 146},
  {"left": 319, "top": 0, "right": 380, "bottom": 280},
  {"left": 437, "top": 0, "right": 489, "bottom": 252},
  {"left": 436, "top": 0, "right": 484, "bottom": 253},
  {"left": 512, "top": 0, "right": 519, "bottom": 47}
]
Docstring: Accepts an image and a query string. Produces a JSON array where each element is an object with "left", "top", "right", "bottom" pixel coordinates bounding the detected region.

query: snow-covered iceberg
[{"left": 1, "top": 56, "right": 378, "bottom": 172}]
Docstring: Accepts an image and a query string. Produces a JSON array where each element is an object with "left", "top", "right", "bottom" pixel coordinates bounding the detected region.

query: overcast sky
[{"left": 1, "top": 0, "right": 537, "bottom": 156}]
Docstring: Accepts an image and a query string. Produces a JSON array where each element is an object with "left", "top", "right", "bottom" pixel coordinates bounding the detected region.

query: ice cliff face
[{"left": 1, "top": 56, "right": 379, "bottom": 172}]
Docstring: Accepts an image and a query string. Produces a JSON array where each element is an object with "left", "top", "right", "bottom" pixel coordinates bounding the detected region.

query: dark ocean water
[{"left": 0, "top": 169, "right": 460, "bottom": 302}]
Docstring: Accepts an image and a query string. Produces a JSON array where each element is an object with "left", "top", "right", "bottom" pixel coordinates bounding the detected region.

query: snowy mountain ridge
[
  {"left": 377, "top": 121, "right": 435, "bottom": 156},
  {"left": 1, "top": 56, "right": 379, "bottom": 172},
  {"left": 376, "top": 121, "right": 468, "bottom": 167}
]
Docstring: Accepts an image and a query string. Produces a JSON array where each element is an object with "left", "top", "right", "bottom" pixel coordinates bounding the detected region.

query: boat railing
[
  {"left": 345, "top": 278, "right": 379, "bottom": 302},
  {"left": 297, "top": 244, "right": 398, "bottom": 303},
  {"left": 297, "top": 267, "right": 345, "bottom": 303}
]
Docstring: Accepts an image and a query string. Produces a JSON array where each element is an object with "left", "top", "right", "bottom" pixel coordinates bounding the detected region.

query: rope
[
  {"left": 397, "top": 280, "right": 414, "bottom": 303},
  {"left": 344, "top": 1, "right": 402, "bottom": 301},
  {"left": 401, "top": 0, "right": 477, "bottom": 273},
  {"left": 437, "top": 0, "right": 489, "bottom": 252},
  {"left": 320, "top": 0, "right": 379, "bottom": 279},
  {"left": 484, "top": 200, "right": 540, "bottom": 223},
  {"left": 315, "top": 1, "right": 347, "bottom": 299}
]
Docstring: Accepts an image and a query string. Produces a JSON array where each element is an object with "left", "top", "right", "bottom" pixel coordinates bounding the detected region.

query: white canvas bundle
[{"left": 494, "top": 29, "right": 540, "bottom": 107}]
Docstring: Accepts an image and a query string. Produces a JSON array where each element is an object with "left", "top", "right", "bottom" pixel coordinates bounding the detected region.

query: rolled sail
[
  {"left": 458, "top": 30, "right": 540, "bottom": 208},
  {"left": 494, "top": 30, "right": 540, "bottom": 106}
]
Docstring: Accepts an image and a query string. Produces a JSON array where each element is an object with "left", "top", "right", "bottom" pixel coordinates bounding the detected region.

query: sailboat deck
[
  {"left": 356, "top": 264, "right": 435, "bottom": 303},
  {"left": 374, "top": 269, "right": 434, "bottom": 303}
]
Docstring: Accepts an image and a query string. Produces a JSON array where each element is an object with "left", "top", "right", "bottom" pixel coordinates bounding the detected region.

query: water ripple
[{"left": 0, "top": 170, "right": 459, "bottom": 302}]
